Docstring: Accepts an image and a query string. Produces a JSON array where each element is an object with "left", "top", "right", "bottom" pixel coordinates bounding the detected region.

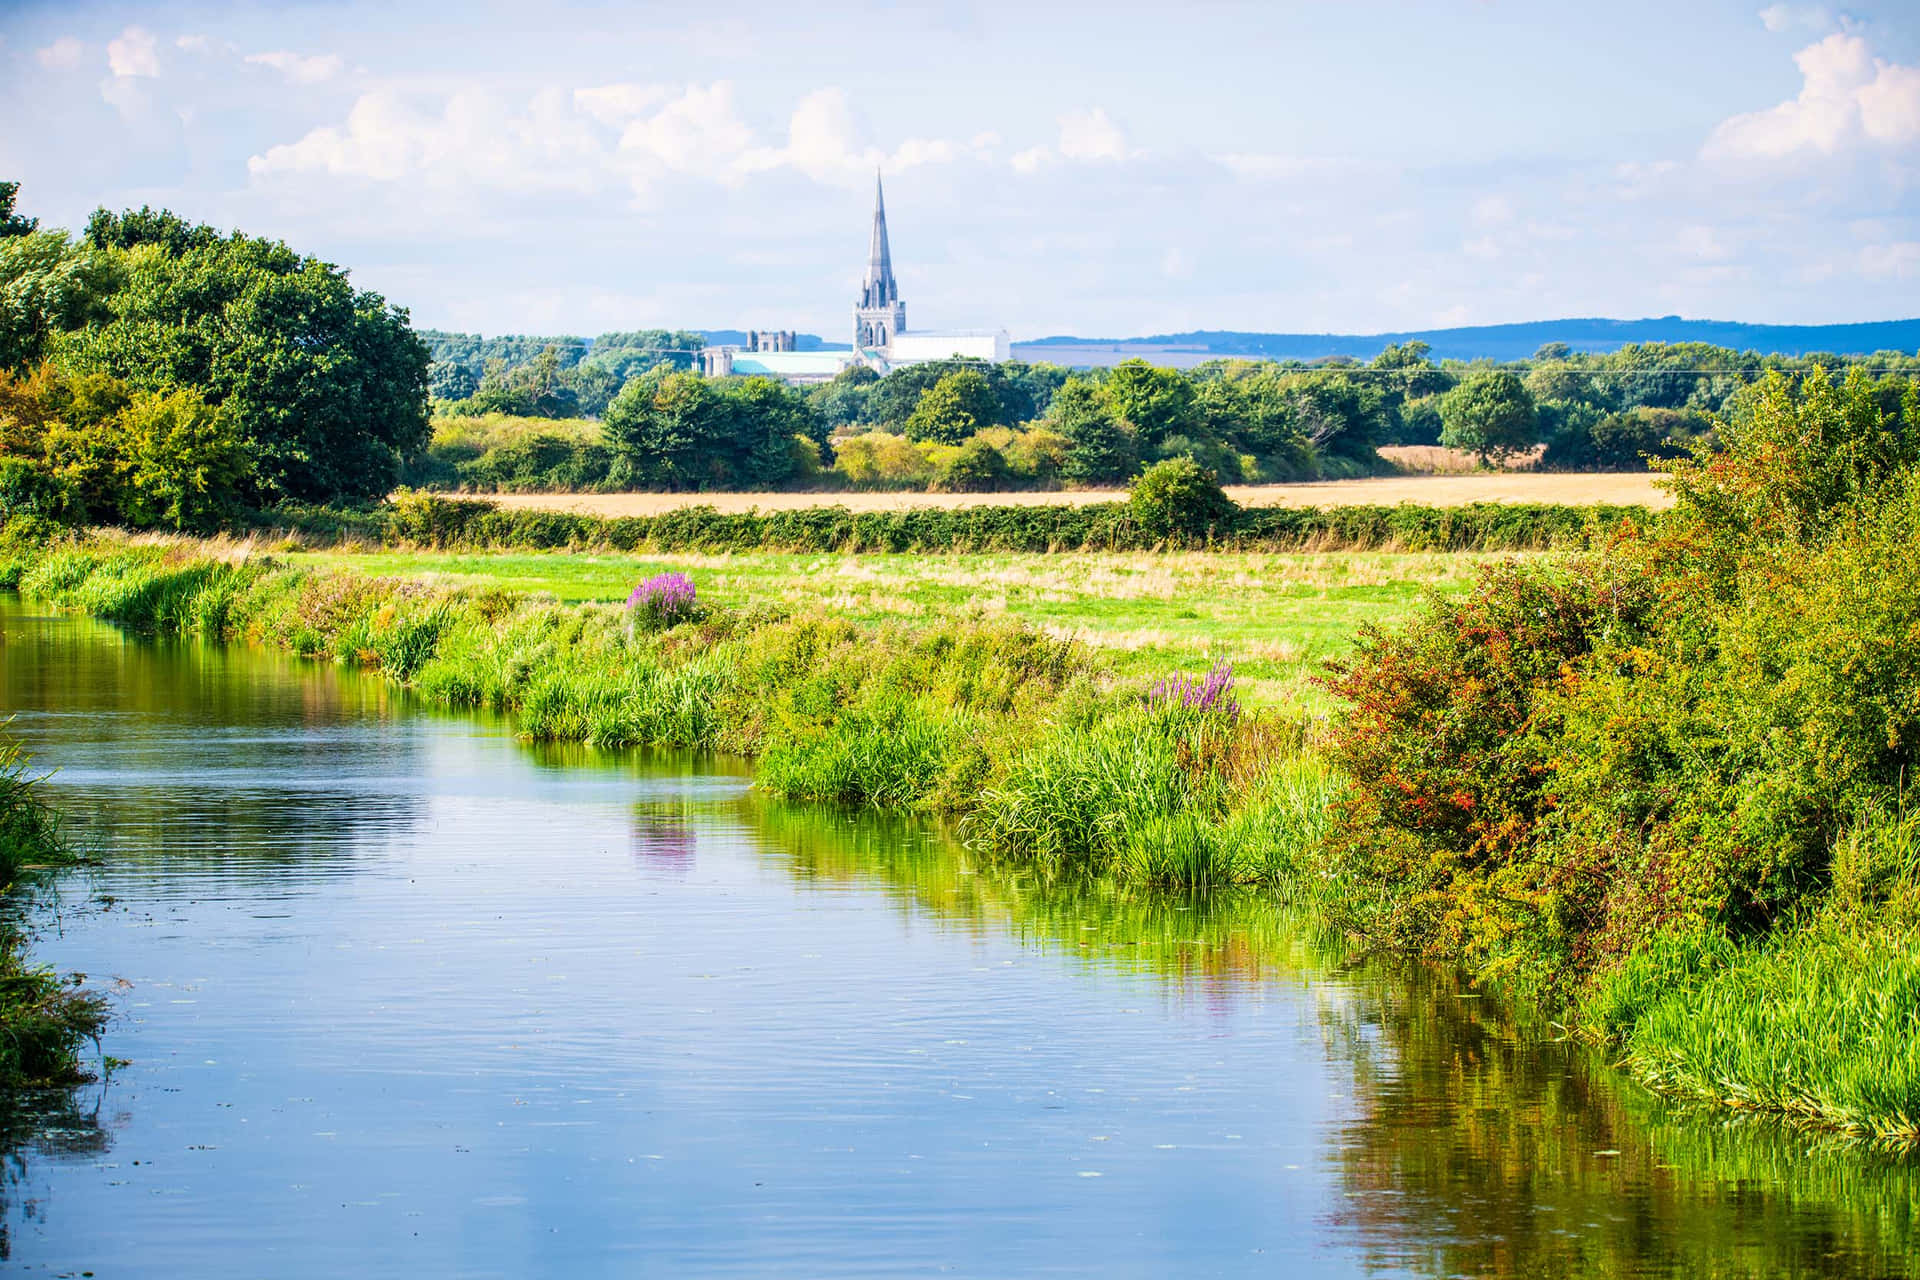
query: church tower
[{"left": 853, "top": 172, "right": 906, "bottom": 353}]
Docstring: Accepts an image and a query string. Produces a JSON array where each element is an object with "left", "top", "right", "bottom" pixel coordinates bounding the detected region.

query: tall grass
[
  {"left": 0, "top": 736, "right": 109, "bottom": 1086},
  {"left": 1584, "top": 804, "right": 1920, "bottom": 1146}
]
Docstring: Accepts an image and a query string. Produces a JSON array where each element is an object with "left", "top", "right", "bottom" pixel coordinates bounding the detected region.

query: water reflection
[{"left": 737, "top": 794, "right": 1920, "bottom": 1278}]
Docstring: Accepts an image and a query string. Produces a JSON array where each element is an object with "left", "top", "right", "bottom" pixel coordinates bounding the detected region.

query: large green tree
[
  {"left": 54, "top": 208, "right": 430, "bottom": 502},
  {"left": 1439, "top": 370, "right": 1539, "bottom": 464},
  {"left": 1049, "top": 378, "right": 1137, "bottom": 484},
  {"left": 1105, "top": 359, "right": 1198, "bottom": 446},
  {"left": 603, "top": 371, "right": 820, "bottom": 489},
  {"left": 904, "top": 369, "right": 999, "bottom": 443}
]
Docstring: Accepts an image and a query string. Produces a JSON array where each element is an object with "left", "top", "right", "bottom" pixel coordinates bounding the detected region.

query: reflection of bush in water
[
  {"left": 742, "top": 792, "right": 1340, "bottom": 990},
  {"left": 747, "top": 793, "right": 1920, "bottom": 1277},
  {"left": 1322, "top": 964, "right": 1920, "bottom": 1279}
]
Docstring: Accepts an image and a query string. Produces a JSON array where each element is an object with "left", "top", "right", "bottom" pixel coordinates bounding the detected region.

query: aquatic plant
[{"left": 626, "top": 570, "right": 699, "bottom": 630}]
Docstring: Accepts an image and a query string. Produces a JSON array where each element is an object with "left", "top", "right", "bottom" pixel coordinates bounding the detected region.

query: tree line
[
  {"left": 416, "top": 338, "right": 1920, "bottom": 495},
  {"left": 0, "top": 184, "right": 429, "bottom": 528}
]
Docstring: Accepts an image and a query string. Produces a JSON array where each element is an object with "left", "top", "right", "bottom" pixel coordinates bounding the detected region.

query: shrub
[
  {"left": 1127, "top": 457, "right": 1237, "bottom": 539},
  {"left": 936, "top": 437, "right": 1010, "bottom": 492}
]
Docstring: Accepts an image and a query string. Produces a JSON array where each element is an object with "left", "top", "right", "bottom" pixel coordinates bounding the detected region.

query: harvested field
[{"left": 478, "top": 470, "right": 1670, "bottom": 517}]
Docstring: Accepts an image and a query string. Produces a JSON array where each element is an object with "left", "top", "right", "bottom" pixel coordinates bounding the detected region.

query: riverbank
[
  {"left": 7, "top": 498, "right": 1918, "bottom": 1149},
  {"left": 1, "top": 531, "right": 1334, "bottom": 891},
  {"left": 0, "top": 736, "right": 109, "bottom": 1086}
]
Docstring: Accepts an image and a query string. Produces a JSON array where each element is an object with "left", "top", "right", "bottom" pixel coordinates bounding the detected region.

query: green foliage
[
  {"left": 44, "top": 207, "right": 430, "bottom": 503},
  {"left": 350, "top": 490, "right": 1643, "bottom": 557},
  {"left": 904, "top": 369, "right": 1000, "bottom": 443},
  {"left": 1106, "top": 359, "right": 1200, "bottom": 446},
  {"left": 113, "top": 388, "right": 250, "bottom": 531},
  {"left": 602, "top": 371, "right": 822, "bottom": 490},
  {"left": 0, "top": 231, "right": 115, "bottom": 371},
  {"left": 1324, "top": 366, "right": 1920, "bottom": 1138},
  {"left": 1439, "top": 370, "right": 1538, "bottom": 464},
  {"left": 935, "top": 437, "right": 1010, "bottom": 492},
  {"left": 0, "top": 366, "right": 250, "bottom": 529},
  {"left": 1127, "top": 457, "right": 1238, "bottom": 539},
  {"left": 1048, "top": 378, "right": 1138, "bottom": 484},
  {"left": 0, "top": 182, "right": 36, "bottom": 238}
]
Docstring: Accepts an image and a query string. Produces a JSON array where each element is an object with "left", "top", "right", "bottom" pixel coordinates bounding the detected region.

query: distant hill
[{"left": 1013, "top": 317, "right": 1920, "bottom": 368}]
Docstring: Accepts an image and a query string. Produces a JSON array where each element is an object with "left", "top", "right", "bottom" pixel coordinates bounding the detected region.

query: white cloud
[
  {"left": 246, "top": 50, "right": 346, "bottom": 84},
  {"left": 1160, "top": 247, "right": 1193, "bottom": 279},
  {"left": 1056, "top": 107, "right": 1129, "bottom": 162},
  {"left": 106, "top": 26, "right": 160, "bottom": 78},
  {"left": 175, "top": 35, "right": 213, "bottom": 54},
  {"left": 618, "top": 82, "right": 756, "bottom": 184},
  {"left": 1706, "top": 33, "right": 1920, "bottom": 159},
  {"left": 1759, "top": 4, "right": 1830, "bottom": 33},
  {"left": 250, "top": 86, "right": 614, "bottom": 192},
  {"left": 1471, "top": 195, "right": 1514, "bottom": 225},
  {"left": 1009, "top": 145, "right": 1051, "bottom": 173},
  {"left": 36, "top": 37, "right": 84, "bottom": 70},
  {"left": 1675, "top": 225, "right": 1734, "bottom": 260},
  {"left": 573, "top": 83, "right": 668, "bottom": 128},
  {"left": 736, "top": 87, "right": 964, "bottom": 183},
  {"left": 1859, "top": 241, "right": 1920, "bottom": 277}
]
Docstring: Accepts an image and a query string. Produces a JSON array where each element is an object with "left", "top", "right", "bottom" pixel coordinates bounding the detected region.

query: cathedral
[{"left": 699, "top": 175, "right": 1009, "bottom": 383}]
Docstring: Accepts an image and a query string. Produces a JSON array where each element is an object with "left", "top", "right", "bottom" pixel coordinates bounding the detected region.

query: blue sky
[{"left": 4, "top": 1, "right": 1918, "bottom": 339}]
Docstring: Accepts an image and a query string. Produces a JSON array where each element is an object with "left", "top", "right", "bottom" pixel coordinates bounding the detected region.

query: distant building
[{"left": 697, "top": 175, "right": 1010, "bottom": 386}]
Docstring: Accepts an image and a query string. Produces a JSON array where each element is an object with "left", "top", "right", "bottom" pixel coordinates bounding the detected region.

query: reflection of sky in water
[{"left": 3, "top": 598, "right": 1916, "bottom": 1278}]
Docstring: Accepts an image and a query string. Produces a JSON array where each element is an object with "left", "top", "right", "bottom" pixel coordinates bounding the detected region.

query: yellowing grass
[{"left": 476, "top": 471, "right": 1671, "bottom": 517}]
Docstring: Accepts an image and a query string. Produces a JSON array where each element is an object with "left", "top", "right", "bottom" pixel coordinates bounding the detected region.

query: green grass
[{"left": 285, "top": 547, "right": 1500, "bottom": 709}]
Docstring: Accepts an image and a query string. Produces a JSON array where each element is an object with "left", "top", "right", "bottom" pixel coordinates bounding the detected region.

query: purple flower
[
  {"left": 626, "top": 572, "right": 699, "bottom": 628},
  {"left": 1145, "top": 660, "right": 1239, "bottom": 719}
]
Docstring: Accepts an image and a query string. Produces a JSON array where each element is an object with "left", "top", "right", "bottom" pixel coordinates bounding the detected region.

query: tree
[
  {"left": 1439, "top": 370, "right": 1538, "bottom": 465},
  {"left": 1048, "top": 379, "right": 1137, "bottom": 484},
  {"left": 57, "top": 208, "right": 430, "bottom": 502},
  {"left": 0, "top": 183, "right": 37, "bottom": 238},
  {"left": 603, "top": 371, "right": 732, "bottom": 489},
  {"left": 729, "top": 376, "right": 824, "bottom": 487},
  {"left": 116, "top": 388, "right": 251, "bottom": 530},
  {"left": 904, "top": 369, "right": 999, "bottom": 443},
  {"left": 0, "top": 232, "right": 114, "bottom": 371},
  {"left": 601, "top": 371, "right": 820, "bottom": 489},
  {"left": 1105, "top": 359, "right": 1198, "bottom": 446}
]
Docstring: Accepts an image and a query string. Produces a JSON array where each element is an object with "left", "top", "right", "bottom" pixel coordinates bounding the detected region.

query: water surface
[{"left": 2, "top": 596, "right": 1915, "bottom": 1277}]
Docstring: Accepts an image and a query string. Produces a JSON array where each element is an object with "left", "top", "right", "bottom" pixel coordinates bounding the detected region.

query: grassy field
[
  {"left": 286, "top": 547, "right": 1505, "bottom": 708},
  {"left": 474, "top": 471, "right": 1669, "bottom": 516}
]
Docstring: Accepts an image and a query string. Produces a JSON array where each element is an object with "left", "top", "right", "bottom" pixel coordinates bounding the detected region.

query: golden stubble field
[{"left": 476, "top": 470, "right": 1671, "bottom": 517}]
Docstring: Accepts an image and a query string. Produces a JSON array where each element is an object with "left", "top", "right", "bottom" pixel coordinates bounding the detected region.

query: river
[{"left": 1, "top": 595, "right": 1915, "bottom": 1277}]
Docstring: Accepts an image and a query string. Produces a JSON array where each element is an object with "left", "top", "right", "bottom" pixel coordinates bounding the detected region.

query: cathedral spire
[
  {"left": 854, "top": 168, "right": 906, "bottom": 352},
  {"left": 864, "top": 169, "right": 896, "bottom": 306}
]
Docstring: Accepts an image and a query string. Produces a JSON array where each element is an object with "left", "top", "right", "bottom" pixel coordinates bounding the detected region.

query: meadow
[{"left": 284, "top": 547, "right": 1502, "bottom": 709}]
